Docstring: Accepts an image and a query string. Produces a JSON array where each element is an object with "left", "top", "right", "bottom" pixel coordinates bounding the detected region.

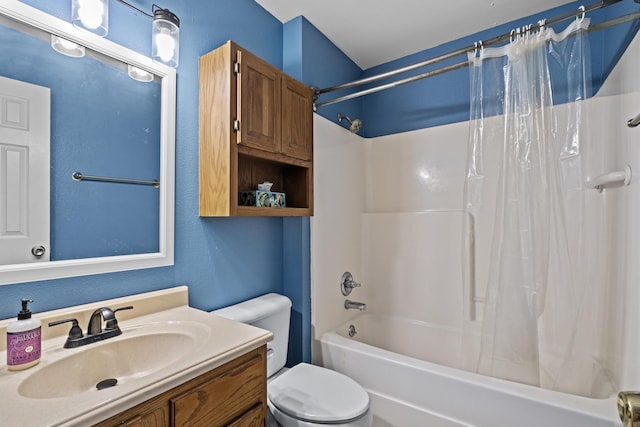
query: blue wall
[{"left": 283, "top": 16, "right": 364, "bottom": 134}]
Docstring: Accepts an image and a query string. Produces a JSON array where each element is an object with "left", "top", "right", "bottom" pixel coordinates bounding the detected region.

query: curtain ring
[
  {"left": 473, "top": 40, "right": 483, "bottom": 57},
  {"left": 510, "top": 29, "right": 516, "bottom": 43},
  {"left": 538, "top": 19, "right": 546, "bottom": 32},
  {"left": 577, "top": 5, "right": 585, "bottom": 24}
]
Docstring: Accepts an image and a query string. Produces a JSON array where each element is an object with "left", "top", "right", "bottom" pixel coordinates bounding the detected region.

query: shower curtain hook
[
  {"left": 538, "top": 19, "right": 546, "bottom": 33},
  {"left": 577, "top": 5, "right": 586, "bottom": 24},
  {"left": 473, "top": 40, "right": 483, "bottom": 57},
  {"left": 510, "top": 29, "right": 516, "bottom": 43}
]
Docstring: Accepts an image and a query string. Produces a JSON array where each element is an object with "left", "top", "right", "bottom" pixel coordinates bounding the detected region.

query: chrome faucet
[
  {"left": 49, "top": 305, "right": 133, "bottom": 348},
  {"left": 344, "top": 300, "right": 366, "bottom": 311}
]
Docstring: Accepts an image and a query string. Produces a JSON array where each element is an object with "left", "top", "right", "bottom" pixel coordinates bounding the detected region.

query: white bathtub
[{"left": 320, "top": 313, "right": 621, "bottom": 427}]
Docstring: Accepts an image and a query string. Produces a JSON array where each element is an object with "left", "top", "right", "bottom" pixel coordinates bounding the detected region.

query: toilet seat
[{"left": 268, "top": 363, "right": 370, "bottom": 423}]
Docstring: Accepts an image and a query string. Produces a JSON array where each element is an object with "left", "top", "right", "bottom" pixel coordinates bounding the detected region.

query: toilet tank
[{"left": 211, "top": 293, "right": 291, "bottom": 378}]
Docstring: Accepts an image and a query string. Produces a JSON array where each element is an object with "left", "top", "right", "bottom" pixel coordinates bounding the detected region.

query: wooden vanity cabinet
[
  {"left": 93, "top": 346, "right": 267, "bottom": 427},
  {"left": 199, "top": 40, "right": 313, "bottom": 217}
]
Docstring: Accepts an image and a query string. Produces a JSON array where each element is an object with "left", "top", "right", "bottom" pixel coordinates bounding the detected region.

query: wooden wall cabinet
[
  {"left": 94, "top": 346, "right": 267, "bottom": 427},
  {"left": 199, "top": 40, "right": 314, "bottom": 217}
]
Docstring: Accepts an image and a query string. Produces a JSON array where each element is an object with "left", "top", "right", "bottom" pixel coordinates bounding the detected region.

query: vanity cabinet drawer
[
  {"left": 119, "top": 406, "right": 169, "bottom": 427},
  {"left": 93, "top": 346, "right": 267, "bottom": 427}
]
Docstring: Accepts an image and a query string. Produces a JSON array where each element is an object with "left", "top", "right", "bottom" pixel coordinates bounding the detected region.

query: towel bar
[{"left": 72, "top": 172, "right": 160, "bottom": 188}]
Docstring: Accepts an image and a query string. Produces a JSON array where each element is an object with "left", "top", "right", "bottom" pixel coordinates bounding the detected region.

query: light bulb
[
  {"left": 72, "top": 0, "right": 108, "bottom": 37},
  {"left": 155, "top": 30, "right": 175, "bottom": 62},
  {"left": 77, "top": 0, "right": 104, "bottom": 29}
]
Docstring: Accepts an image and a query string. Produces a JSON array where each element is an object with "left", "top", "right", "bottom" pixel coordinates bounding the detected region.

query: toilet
[{"left": 212, "top": 293, "right": 372, "bottom": 427}]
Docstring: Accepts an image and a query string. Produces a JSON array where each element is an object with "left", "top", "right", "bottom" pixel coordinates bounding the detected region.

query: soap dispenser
[{"left": 6, "top": 299, "right": 41, "bottom": 371}]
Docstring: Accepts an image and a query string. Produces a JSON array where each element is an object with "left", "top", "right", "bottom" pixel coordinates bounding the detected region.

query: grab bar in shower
[
  {"left": 587, "top": 165, "right": 632, "bottom": 193},
  {"left": 72, "top": 172, "right": 160, "bottom": 188},
  {"left": 467, "top": 212, "right": 485, "bottom": 322}
]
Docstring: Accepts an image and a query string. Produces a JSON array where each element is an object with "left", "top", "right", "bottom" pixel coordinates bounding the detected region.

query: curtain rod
[{"left": 313, "top": 0, "right": 626, "bottom": 109}]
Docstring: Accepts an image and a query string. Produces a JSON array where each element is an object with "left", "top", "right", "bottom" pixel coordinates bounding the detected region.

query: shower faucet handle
[{"left": 340, "top": 272, "right": 361, "bottom": 296}]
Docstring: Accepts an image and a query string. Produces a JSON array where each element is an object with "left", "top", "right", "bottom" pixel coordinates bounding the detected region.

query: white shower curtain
[{"left": 462, "top": 17, "right": 612, "bottom": 398}]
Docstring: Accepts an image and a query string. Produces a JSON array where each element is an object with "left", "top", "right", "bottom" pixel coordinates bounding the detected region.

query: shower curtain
[{"left": 462, "top": 17, "right": 611, "bottom": 398}]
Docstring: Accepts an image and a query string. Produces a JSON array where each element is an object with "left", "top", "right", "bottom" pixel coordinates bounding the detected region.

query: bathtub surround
[
  {"left": 312, "top": 23, "right": 640, "bottom": 427},
  {"left": 310, "top": 118, "right": 365, "bottom": 360}
]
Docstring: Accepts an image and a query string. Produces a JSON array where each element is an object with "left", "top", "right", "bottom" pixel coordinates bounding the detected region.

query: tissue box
[{"left": 240, "top": 190, "right": 286, "bottom": 207}]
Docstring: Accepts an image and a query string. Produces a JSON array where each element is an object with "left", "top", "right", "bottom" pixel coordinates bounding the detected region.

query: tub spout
[{"left": 345, "top": 300, "right": 366, "bottom": 311}]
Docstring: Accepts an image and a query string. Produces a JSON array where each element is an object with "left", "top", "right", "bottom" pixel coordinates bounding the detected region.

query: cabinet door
[
  {"left": 171, "top": 350, "right": 266, "bottom": 426},
  {"left": 236, "top": 50, "right": 280, "bottom": 154},
  {"left": 281, "top": 75, "right": 313, "bottom": 161},
  {"left": 226, "top": 404, "right": 264, "bottom": 427}
]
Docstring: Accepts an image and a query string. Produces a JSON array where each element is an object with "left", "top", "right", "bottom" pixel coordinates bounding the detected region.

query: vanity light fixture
[
  {"left": 127, "top": 64, "right": 154, "bottom": 82},
  {"left": 151, "top": 8, "right": 179, "bottom": 68},
  {"left": 72, "top": 0, "right": 109, "bottom": 37},
  {"left": 115, "top": 0, "right": 180, "bottom": 68},
  {"left": 50, "top": 34, "right": 86, "bottom": 57}
]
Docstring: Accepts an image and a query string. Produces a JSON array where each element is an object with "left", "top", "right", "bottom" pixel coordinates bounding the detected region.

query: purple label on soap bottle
[{"left": 7, "top": 327, "right": 41, "bottom": 366}]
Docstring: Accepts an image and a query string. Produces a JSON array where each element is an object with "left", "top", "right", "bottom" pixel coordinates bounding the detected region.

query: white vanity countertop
[{"left": 0, "top": 286, "right": 273, "bottom": 426}]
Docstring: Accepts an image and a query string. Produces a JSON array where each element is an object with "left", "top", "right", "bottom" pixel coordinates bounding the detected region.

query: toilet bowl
[
  {"left": 268, "top": 362, "right": 371, "bottom": 427},
  {"left": 212, "top": 293, "right": 372, "bottom": 427}
]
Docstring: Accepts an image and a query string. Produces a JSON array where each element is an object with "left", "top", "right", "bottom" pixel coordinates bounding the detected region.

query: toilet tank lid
[{"left": 211, "top": 293, "right": 291, "bottom": 323}]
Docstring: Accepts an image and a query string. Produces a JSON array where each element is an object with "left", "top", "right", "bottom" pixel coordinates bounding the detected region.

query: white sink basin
[{"left": 18, "top": 330, "right": 195, "bottom": 399}]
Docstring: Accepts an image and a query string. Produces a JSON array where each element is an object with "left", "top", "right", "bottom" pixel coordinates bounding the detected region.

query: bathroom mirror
[{"left": 0, "top": 0, "right": 175, "bottom": 285}]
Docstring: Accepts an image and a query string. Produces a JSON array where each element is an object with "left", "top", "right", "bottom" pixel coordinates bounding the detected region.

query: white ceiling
[{"left": 255, "top": 0, "right": 574, "bottom": 70}]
